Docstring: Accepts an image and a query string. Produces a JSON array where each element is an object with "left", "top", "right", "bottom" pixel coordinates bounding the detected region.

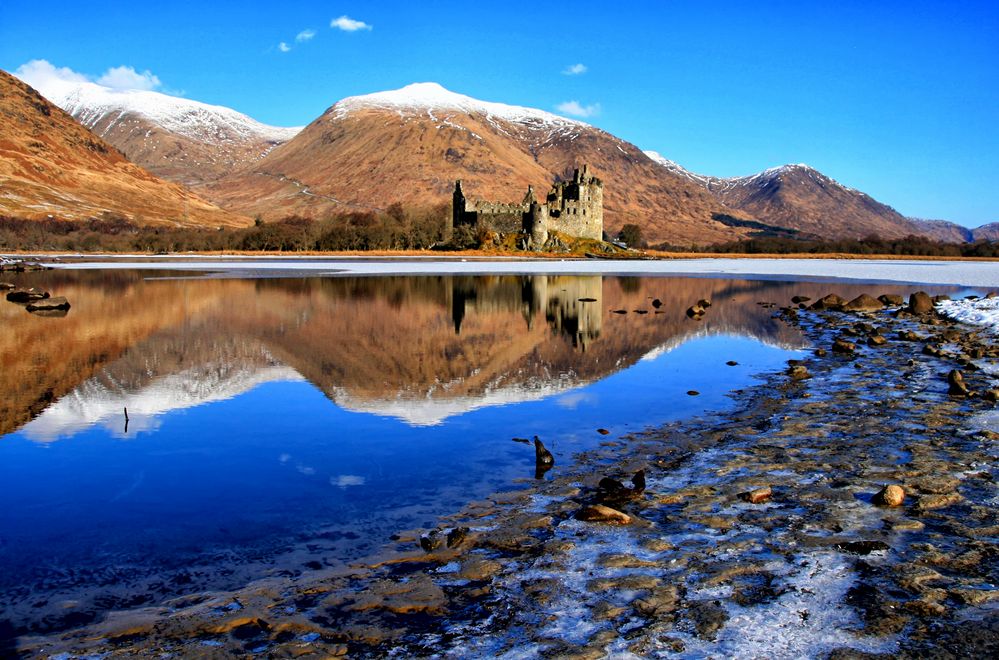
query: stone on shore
[
  {"left": 832, "top": 338, "right": 856, "bottom": 354},
  {"left": 575, "top": 504, "right": 631, "bottom": 525},
  {"left": 908, "top": 291, "right": 935, "bottom": 315},
  {"left": 739, "top": 486, "right": 772, "bottom": 504},
  {"left": 810, "top": 294, "right": 847, "bottom": 311},
  {"left": 788, "top": 365, "right": 811, "bottom": 380},
  {"left": 843, "top": 294, "right": 884, "bottom": 312},
  {"left": 879, "top": 294, "right": 905, "bottom": 306},
  {"left": 6, "top": 288, "right": 49, "bottom": 303},
  {"left": 947, "top": 370, "right": 969, "bottom": 396},
  {"left": 26, "top": 296, "right": 70, "bottom": 312},
  {"left": 874, "top": 484, "right": 906, "bottom": 507}
]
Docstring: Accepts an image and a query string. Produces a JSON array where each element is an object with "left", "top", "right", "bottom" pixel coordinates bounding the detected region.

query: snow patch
[
  {"left": 35, "top": 79, "right": 302, "bottom": 145},
  {"left": 936, "top": 297, "right": 999, "bottom": 333},
  {"left": 334, "top": 82, "right": 586, "bottom": 128}
]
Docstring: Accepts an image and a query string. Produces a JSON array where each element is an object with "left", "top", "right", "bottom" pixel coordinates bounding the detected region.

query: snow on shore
[
  {"left": 937, "top": 296, "right": 999, "bottom": 332},
  {"left": 33, "top": 257, "right": 999, "bottom": 288}
]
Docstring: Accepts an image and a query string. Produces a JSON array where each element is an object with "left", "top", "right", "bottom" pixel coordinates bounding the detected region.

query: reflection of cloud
[
  {"left": 297, "top": 465, "right": 316, "bottom": 476},
  {"left": 279, "top": 453, "right": 291, "bottom": 463},
  {"left": 331, "top": 475, "right": 365, "bottom": 488},
  {"left": 556, "top": 392, "right": 593, "bottom": 409}
]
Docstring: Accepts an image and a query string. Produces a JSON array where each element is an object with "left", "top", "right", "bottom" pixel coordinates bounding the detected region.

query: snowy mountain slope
[
  {"left": 643, "top": 152, "right": 976, "bottom": 242},
  {"left": 28, "top": 78, "right": 301, "bottom": 186},
  {"left": 205, "top": 82, "right": 751, "bottom": 245}
]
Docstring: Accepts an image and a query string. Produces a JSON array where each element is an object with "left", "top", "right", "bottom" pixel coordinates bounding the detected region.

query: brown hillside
[
  {"left": 0, "top": 70, "right": 248, "bottom": 228},
  {"left": 204, "top": 84, "right": 753, "bottom": 246}
]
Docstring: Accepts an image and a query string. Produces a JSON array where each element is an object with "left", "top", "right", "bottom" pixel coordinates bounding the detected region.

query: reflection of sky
[{"left": 0, "top": 334, "right": 799, "bottom": 602}]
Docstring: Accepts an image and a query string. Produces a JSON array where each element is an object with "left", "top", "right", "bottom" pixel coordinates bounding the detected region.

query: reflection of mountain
[{"left": 0, "top": 272, "right": 937, "bottom": 438}]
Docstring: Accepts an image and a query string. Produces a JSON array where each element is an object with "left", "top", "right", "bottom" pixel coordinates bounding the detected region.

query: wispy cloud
[
  {"left": 97, "top": 65, "right": 161, "bottom": 91},
  {"left": 278, "top": 42, "right": 292, "bottom": 53},
  {"left": 556, "top": 100, "right": 601, "bottom": 118},
  {"left": 562, "top": 63, "right": 587, "bottom": 76},
  {"left": 14, "top": 59, "right": 166, "bottom": 94},
  {"left": 296, "top": 29, "right": 316, "bottom": 42},
  {"left": 331, "top": 15, "right": 372, "bottom": 32}
]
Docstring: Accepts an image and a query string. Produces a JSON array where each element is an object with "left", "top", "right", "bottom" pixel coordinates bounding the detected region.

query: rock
[
  {"left": 686, "top": 304, "right": 705, "bottom": 319},
  {"left": 687, "top": 390, "right": 699, "bottom": 396},
  {"left": 6, "top": 288, "right": 49, "bottom": 303},
  {"left": 26, "top": 296, "right": 70, "bottom": 312},
  {"left": 908, "top": 291, "right": 935, "bottom": 315},
  {"left": 987, "top": 291, "right": 998, "bottom": 299},
  {"left": 534, "top": 436, "right": 554, "bottom": 466},
  {"left": 832, "top": 338, "right": 856, "bottom": 354},
  {"left": 873, "top": 484, "right": 906, "bottom": 507},
  {"left": 575, "top": 504, "right": 631, "bottom": 525},
  {"left": 879, "top": 294, "right": 905, "bottom": 306},
  {"left": 815, "top": 348, "right": 827, "bottom": 357},
  {"left": 612, "top": 309, "right": 627, "bottom": 314},
  {"left": 651, "top": 298, "right": 662, "bottom": 308},
  {"left": 419, "top": 531, "right": 443, "bottom": 552},
  {"left": 446, "top": 526, "right": 469, "bottom": 548},
  {"left": 984, "top": 389, "right": 999, "bottom": 403},
  {"left": 897, "top": 330, "right": 921, "bottom": 341},
  {"left": 843, "top": 294, "right": 884, "bottom": 312},
  {"left": 739, "top": 486, "right": 772, "bottom": 504},
  {"left": 458, "top": 557, "right": 502, "bottom": 581},
  {"left": 697, "top": 298, "right": 712, "bottom": 308},
  {"left": 810, "top": 294, "right": 847, "bottom": 311},
  {"left": 597, "top": 428, "right": 610, "bottom": 435},
  {"left": 836, "top": 540, "right": 891, "bottom": 555},
  {"left": 788, "top": 365, "right": 811, "bottom": 380},
  {"left": 933, "top": 294, "right": 951, "bottom": 303},
  {"left": 947, "top": 370, "right": 969, "bottom": 396},
  {"left": 726, "top": 360, "right": 738, "bottom": 366},
  {"left": 867, "top": 334, "right": 887, "bottom": 346},
  {"left": 0, "top": 282, "right": 14, "bottom": 290},
  {"left": 791, "top": 295, "right": 811, "bottom": 304},
  {"left": 916, "top": 493, "right": 964, "bottom": 511}
]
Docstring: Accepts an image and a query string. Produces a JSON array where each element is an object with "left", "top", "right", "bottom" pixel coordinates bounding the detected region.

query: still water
[{"left": 0, "top": 270, "right": 932, "bottom": 636}]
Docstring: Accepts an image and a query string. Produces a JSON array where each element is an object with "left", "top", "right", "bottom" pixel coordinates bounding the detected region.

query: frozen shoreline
[{"left": 25, "top": 256, "right": 999, "bottom": 288}]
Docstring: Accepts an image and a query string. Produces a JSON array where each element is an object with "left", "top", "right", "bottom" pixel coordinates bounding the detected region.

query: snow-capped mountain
[
  {"left": 334, "top": 82, "right": 585, "bottom": 128},
  {"left": 31, "top": 78, "right": 302, "bottom": 186},
  {"left": 205, "top": 82, "right": 752, "bottom": 246},
  {"left": 0, "top": 70, "right": 243, "bottom": 226},
  {"left": 643, "top": 152, "right": 974, "bottom": 242}
]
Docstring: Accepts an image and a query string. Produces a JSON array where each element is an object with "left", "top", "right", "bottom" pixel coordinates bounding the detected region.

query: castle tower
[{"left": 452, "top": 180, "right": 467, "bottom": 229}]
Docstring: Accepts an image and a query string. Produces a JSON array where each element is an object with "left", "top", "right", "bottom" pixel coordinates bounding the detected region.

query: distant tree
[{"left": 617, "top": 223, "right": 644, "bottom": 248}]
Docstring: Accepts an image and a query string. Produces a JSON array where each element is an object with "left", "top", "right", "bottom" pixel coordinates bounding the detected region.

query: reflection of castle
[
  {"left": 451, "top": 276, "right": 602, "bottom": 349},
  {"left": 452, "top": 166, "right": 603, "bottom": 247}
]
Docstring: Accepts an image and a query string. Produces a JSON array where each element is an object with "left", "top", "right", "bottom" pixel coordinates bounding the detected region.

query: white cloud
[
  {"left": 296, "top": 29, "right": 316, "bottom": 42},
  {"left": 556, "top": 100, "right": 601, "bottom": 118},
  {"left": 278, "top": 41, "right": 292, "bottom": 53},
  {"left": 562, "top": 63, "right": 587, "bottom": 75},
  {"left": 96, "top": 65, "right": 161, "bottom": 91},
  {"left": 14, "top": 59, "right": 167, "bottom": 95},
  {"left": 331, "top": 15, "right": 372, "bottom": 32},
  {"left": 14, "top": 59, "right": 88, "bottom": 91}
]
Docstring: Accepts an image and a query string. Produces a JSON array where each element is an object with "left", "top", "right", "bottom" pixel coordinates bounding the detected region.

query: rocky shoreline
[{"left": 15, "top": 290, "right": 999, "bottom": 658}]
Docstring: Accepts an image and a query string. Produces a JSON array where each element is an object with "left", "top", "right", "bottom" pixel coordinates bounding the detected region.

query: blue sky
[{"left": 1, "top": 1, "right": 996, "bottom": 226}]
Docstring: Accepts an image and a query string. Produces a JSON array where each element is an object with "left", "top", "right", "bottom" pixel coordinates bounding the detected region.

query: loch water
[{"left": 0, "top": 269, "right": 945, "bottom": 636}]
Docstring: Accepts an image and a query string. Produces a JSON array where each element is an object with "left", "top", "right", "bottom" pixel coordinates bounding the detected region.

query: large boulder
[
  {"left": 843, "top": 294, "right": 884, "bottom": 313},
  {"left": 6, "top": 288, "right": 49, "bottom": 303},
  {"left": 810, "top": 294, "right": 847, "bottom": 311},
  {"left": 908, "top": 291, "right": 935, "bottom": 315},
  {"left": 26, "top": 296, "right": 70, "bottom": 312}
]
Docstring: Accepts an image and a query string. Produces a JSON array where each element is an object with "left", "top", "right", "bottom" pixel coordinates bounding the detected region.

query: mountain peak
[{"left": 334, "top": 82, "right": 586, "bottom": 126}]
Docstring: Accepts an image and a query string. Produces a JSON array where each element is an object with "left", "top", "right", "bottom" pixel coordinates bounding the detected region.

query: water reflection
[
  {"left": 0, "top": 272, "right": 844, "bottom": 436},
  {"left": 0, "top": 270, "right": 948, "bottom": 638}
]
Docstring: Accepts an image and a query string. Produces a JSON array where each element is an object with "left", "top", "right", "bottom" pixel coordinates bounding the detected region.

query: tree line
[
  {"left": 657, "top": 234, "right": 999, "bottom": 258},
  {"left": 0, "top": 203, "right": 455, "bottom": 253}
]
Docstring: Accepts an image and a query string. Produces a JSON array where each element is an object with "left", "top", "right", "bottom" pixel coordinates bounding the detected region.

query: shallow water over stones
[{"left": 1, "top": 268, "right": 995, "bottom": 657}]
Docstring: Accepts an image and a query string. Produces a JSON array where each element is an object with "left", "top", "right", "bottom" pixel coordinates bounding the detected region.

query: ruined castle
[{"left": 452, "top": 165, "right": 603, "bottom": 247}]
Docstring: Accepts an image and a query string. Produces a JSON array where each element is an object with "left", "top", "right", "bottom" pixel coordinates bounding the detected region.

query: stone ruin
[{"left": 452, "top": 165, "right": 603, "bottom": 248}]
